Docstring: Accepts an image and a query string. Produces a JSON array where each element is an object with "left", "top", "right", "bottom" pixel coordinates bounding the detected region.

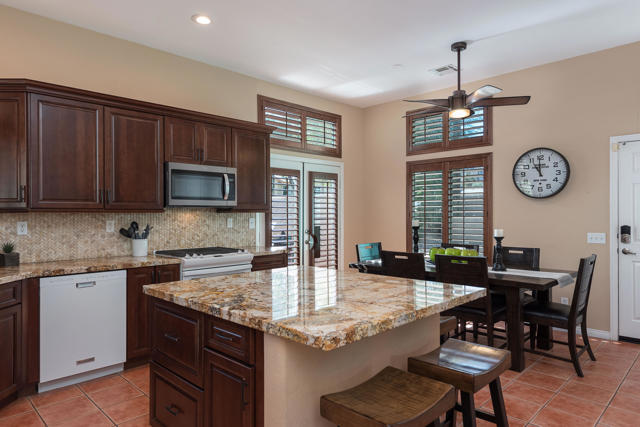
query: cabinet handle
[
  {"left": 19, "top": 185, "right": 25, "bottom": 202},
  {"left": 214, "top": 327, "right": 241, "bottom": 342},
  {"left": 76, "top": 357, "right": 95, "bottom": 365},
  {"left": 98, "top": 189, "right": 103, "bottom": 203},
  {"left": 165, "top": 404, "right": 182, "bottom": 416},
  {"left": 76, "top": 281, "right": 96, "bottom": 288},
  {"left": 241, "top": 380, "right": 249, "bottom": 406},
  {"left": 200, "top": 148, "right": 205, "bottom": 162},
  {"left": 164, "top": 333, "right": 180, "bottom": 343},
  {"left": 106, "top": 189, "right": 111, "bottom": 204},
  {"left": 152, "top": 269, "right": 156, "bottom": 283}
]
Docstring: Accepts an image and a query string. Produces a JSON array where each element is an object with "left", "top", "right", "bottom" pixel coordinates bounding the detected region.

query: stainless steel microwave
[{"left": 165, "top": 162, "right": 237, "bottom": 207}]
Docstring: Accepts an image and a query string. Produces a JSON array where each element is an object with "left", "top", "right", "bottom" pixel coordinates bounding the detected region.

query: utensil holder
[{"left": 131, "top": 239, "right": 148, "bottom": 257}]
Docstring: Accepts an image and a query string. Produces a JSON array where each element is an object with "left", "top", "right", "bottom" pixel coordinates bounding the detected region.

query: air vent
[{"left": 429, "top": 64, "right": 458, "bottom": 76}]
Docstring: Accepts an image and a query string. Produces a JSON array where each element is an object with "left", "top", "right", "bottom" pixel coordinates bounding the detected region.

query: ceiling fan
[{"left": 405, "top": 41, "right": 530, "bottom": 119}]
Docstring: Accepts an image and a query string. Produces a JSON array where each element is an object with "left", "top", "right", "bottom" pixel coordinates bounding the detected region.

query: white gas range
[{"left": 155, "top": 247, "right": 254, "bottom": 279}]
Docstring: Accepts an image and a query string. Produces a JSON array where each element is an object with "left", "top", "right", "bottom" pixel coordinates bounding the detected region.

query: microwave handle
[{"left": 223, "top": 174, "right": 230, "bottom": 200}]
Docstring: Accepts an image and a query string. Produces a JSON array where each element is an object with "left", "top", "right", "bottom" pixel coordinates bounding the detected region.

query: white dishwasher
[{"left": 40, "top": 270, "right": 126, "bottom": 390}]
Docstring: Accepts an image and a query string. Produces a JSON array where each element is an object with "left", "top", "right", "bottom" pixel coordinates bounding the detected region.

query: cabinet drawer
[
  {"left": 151, "top": 362, "right": 203, "bottom": 427},
  {"left": 151, "top": 299, "right": 204, "bottom": 387},
  {"left": 0, "top": 281, "right": 21, "bottom": 309},
  {"left": 251, "top": 253, "right": 287, "bottom": 271},
  {"left": 206, "top": 317, "right": 255, "bottom": 364}
]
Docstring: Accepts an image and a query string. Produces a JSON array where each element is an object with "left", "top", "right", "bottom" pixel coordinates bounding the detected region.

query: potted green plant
[{"left": 0, "top": 242, "right": 20, "bottom": 267}]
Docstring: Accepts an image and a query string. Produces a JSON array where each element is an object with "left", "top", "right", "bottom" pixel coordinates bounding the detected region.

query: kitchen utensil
[{"left": 119, "top": 228, "right": 131, "bottom": 239}]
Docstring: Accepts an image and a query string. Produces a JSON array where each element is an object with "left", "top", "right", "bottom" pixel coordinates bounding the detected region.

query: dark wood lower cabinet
[
  {"left": 0, "top": 304, "right": 21, "bottom": 403},
  {"left": 251, "top": 253, "right": 288, "bottom": 271},
  {"left": 151, "top": 362, "right": 204, "bottom": 427}
]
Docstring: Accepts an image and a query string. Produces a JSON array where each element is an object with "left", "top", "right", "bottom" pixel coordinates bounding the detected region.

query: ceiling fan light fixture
[{"left": 449, "top": 108, "right": 471, "bottom": 119}]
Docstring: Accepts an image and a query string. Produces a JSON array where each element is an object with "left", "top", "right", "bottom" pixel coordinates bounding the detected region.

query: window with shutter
[
  {"left": 310, "top": 172, "right": 339, "bottom": 269},
  {"left": 258, "top": 95, "right": 341, "bottom": 157},
  {"left": 407, "top": 153, "right": 492, "bottom": 259},
  {"left": 406, "top": 107, "right": 491, "bottom": 155},
  {"left": 269, "top": 168, "right": 300, "bottom": 265}
]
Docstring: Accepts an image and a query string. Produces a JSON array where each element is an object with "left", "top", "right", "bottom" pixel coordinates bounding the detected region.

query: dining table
[{"left": 349, "top": 259, "right": 578, "bottom": 372}]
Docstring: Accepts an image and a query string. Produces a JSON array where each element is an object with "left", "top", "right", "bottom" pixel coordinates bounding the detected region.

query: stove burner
[{"left": 155, "top": 247, "right": 244, "bottom": 258}]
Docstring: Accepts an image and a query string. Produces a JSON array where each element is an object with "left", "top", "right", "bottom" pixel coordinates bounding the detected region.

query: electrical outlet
[
  {"left": 249, "top": 217, "right": 256, "bottom": 229},
  {"left": 106, "top": 220, "right": 115, "bottom": 233},
  {"left": 227, "top": 218, "right": 233, "bottom": 228},
  {"left": 17, "top": 221, "right": 28, "bottom": 235},
  {"left": 561, "top": 297, "right": 569, "bottom": 305},
  {"left": 587, "top": 232, "right": 606, "bottom": 244}
]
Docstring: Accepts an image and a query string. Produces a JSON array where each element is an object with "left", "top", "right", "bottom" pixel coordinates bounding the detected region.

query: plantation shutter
[
  {"left": 448, "top": 107, "right": 485, "bottom": 141},
  {"left": 306, "top": 115, "right": 338, "bottom": 149},
  {"left": 270, "top": 168, "right": 301, "bottom": 265},
  {"left": 410, "top": 113, "right": 444, "bottom": 146},
  {"left": 447, "top": 165, "right": 485, "bottom": 254},
  {"left": 263, "top": 105, "right": 303, "bottom": 144},
  {"left": 410, "top": 169, "right": 443, "bottom": 253},
  {"left": 309, "top": 172, "right": 338, "bottom": 269}
]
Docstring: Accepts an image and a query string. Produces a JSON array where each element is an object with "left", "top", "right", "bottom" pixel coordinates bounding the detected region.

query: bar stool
[
  {"left": 408, "top": 339, "right": 511, "bottom": 427},
  {"left": 320, "top": 366, "right": 455, "bottom": 427},
  {"left": 440, "top": 315, "right": 458, "bottom": 344}
]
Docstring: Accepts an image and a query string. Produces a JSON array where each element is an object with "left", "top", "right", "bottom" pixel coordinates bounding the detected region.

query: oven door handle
[{"left": 223, "top": 174, "right": 230, "bottom": 200}]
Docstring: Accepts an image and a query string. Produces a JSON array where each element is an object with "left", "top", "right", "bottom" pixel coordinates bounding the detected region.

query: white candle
[
  {"left": 412, "top": 220, "right": 420, "bottom": 228},
  {"left": 494, "top": 229, "right": 504, "bottom": 237}
]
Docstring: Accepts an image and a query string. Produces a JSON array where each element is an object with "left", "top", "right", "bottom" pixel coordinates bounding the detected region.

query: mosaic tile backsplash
[{"left": 0, "top": 209, "right": 257, "bottom": 263}]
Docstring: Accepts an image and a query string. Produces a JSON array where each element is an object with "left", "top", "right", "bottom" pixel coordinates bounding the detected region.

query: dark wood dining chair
[
  {"left": 355, "top": 242, "right": 382, "bottom": 262},
  {"left": 441, "top": 243, "right": 480, "bottom": 252},
  {"left": 436, "top": 255, "right": 506, "bottom": 347},
  {"left": 495, "top": 246, "right": 540, "bottom": 270},
  {"left": 525, "top": 254, "right": 597, "bottom": 377},
  {"left": 380, "top": 250, "right": 425, "bottom": 280}
]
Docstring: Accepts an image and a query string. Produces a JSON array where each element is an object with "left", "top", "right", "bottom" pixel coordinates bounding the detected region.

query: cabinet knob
[{"left": 165, "top": 404, "right": 182, "bottom": 416}]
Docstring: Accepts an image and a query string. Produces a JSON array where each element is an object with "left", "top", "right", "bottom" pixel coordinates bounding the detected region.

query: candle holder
[
  {"left": 492, "top": 236, "right": 507, "bottom": 271},
  {"left": 412, "top": 226, "right": 420, "bottom": 253}
]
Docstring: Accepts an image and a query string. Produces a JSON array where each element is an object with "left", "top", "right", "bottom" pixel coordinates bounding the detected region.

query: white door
[
  {"left": 270, "top": 155, "right": 343, "bottom": 268},
  {"left": 618, "top": 139, "right": 640, "bottom": 339}
]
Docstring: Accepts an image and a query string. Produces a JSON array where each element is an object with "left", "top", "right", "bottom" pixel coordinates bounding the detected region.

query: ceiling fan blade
[
  {"left": 470, "top": 96, "right": 531, "bottom": 107},
  {"left": 402, "top": 98, "right": 449, "bottom": 108},
  {"left": 465, "top": 85, "right": 502, "bottom": 105}
]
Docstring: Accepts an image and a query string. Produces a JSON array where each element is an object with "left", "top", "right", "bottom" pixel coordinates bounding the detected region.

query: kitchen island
[{"left": 143, "top": 266, "right": 485, "bottom": 427}]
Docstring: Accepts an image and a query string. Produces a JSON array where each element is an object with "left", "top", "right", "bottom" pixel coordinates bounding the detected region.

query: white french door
[
  {"left": 269, "top": 155, "right": 343, "bottom": 269},
  {"left": 618, "top": 139, "right": 640, "bottom": 339}
]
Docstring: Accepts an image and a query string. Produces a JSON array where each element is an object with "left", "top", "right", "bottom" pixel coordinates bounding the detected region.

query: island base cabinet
[
  {"left": 0, "top": 305, "right": 21, "bottom": 403},
  {"left": 204, "top": 349, "right": 255, "bottom": 427},
  {"left": 151, "top": 362, "right": 204, "bottom": 427}
]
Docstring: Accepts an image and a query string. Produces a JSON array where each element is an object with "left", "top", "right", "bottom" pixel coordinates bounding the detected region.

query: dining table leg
[
  {"left": 535, "top": 289, "right": 554, "bottom": 350},
  {"left": 504, "top": 286, "right": 525, "bottom": 372}
]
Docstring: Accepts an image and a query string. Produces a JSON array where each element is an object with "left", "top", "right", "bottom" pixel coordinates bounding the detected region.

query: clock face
[{"left": 512, "top": 148, "right": 570, "bottom": 198}]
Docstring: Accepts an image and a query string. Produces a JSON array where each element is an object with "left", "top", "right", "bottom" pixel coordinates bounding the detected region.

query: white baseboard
[{"left": 553, "top": 327, "right": 612, "bottom": 340}]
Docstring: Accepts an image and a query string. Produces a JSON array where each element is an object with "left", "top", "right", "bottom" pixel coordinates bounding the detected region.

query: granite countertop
[
  {"left": 241, "top": 246, "right": 288, "bottom": 257},
  {"left": 143, "top": 266, "right": 485, "bottom": 351}
]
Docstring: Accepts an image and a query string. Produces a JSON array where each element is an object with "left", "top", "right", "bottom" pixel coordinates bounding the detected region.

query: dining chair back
[
  {"left": 381, "top": 251, "right": 425, "bottom": 280},
  {"left": 355, "top": 242, "right": 382, "bottom": 262},
  {"left": 495, "top": 247, "right": 540, "bottom": 270},
  {"left": 441, "top": 243, "right": 480, "bottom": 252},
  {"left": 435, "top": 255, "right": 488, "bottom": 287},
  {"left": 571, "top": 254, "right": 597, "bottom": 321}
]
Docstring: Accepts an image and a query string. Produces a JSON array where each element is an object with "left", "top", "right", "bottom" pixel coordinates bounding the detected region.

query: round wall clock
[{"left": 512, "top": 147, "right": 570, "bottom": 198}]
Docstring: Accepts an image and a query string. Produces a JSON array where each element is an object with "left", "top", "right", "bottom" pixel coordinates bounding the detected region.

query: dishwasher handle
[{"left": 76, "top": 281, "right": 96, "bottom": 289}]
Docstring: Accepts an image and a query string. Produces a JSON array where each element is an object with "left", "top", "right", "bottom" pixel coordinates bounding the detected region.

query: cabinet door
[
  {"left": 29, "top": 94, "right": 103, "bottom": 209},
  {"left": 0, "top": 93, "right": 26, "bottom": 209},
  {"left": 165, "top": 117, "right": 199, "bottom": 164},
  {"left": 126, "top": 267, "right": 154, "bottom": 361},
  {"left": 105, "top": 108, "right": 164, "bottom": 210},
  {"left": 156, "top": 264, "right": 181, "bottom": 284},
  {"left": 0, "top": 305, "right": 21, "bottom": 402},
  {"left": 204, "top": 349, "right": 254, "bottom": 427},
  {"left": 232, "top": 129, "right": 269, "bottom": 211},
  {"left": 199, "top": 124, "right": 232, "bottom": 167}
]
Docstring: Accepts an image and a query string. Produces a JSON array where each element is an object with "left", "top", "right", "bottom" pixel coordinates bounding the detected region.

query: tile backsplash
[{"left": 0, "top": 209, "right": 257, "bottom": 263}]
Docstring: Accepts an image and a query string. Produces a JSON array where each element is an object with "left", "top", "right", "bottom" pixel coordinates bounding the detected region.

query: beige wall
[
  {"left": 363, "top": 41, "right": 640, "bottom": 332},
  {"left": 0, "top": 6, "right": 367, "bottom": 267}
]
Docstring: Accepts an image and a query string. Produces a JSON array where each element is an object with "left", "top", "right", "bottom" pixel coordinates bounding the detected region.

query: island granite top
[{"left": 143, "top": 266, "right": 485, "bottom": 351}]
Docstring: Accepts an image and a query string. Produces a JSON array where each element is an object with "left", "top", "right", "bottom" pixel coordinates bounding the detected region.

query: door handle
[{"left": 622, "top": 248, "right": 637, "bottom": 255}]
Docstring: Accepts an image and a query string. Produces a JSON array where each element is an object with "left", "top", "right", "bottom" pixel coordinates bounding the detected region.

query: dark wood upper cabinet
[
  {"left": 232, "top": 129, "right": 270, "bottom": 211},
  {"left": 0, "top": 92, "right": 26, "bottom": 210},
  {"left": 29, "top": 94, "right": 104, "bottom": 210},
  {"left": 199, "top": 123, "right": 232, "bottom": 167},
  {"left": 105, "top": 108, "right": 164, "bottom": 210},
  {"left": 165, "top": 117, "right": 199, "bottom": 164}
]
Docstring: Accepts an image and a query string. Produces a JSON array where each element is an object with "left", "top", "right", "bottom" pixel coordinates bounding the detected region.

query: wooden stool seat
[{"left": 320, "top": 366, "right": 455, "bottom": 427}]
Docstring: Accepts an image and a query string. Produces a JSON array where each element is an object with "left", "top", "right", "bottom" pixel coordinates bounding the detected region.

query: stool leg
[
  {"left": 427, "top": 418, "right": 442, "bottom": 427},
  {"left": 444, "top": 407, "right": 456, "bottom": 427},
  {"left": 460, "top": 391, "right": 477, "bottom": 427},
  {"left": 489, "top": 378, "right": 508, "bottom": 427},
  {"left": 473, "top": 322, "right": 479, "bottom": 342}
]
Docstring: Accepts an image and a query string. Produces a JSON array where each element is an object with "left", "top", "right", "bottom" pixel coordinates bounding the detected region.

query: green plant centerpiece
[{"left": 0, "top": 241, "right": 20, "bottom": 267}]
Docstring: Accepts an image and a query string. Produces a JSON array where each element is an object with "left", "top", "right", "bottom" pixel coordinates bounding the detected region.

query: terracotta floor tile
[
  {"left": 559, "top": 380, "right": 615, "bottom": 404},
  {"left": 0, "top": 398, "right": 34, "bottom": 419},
  {"left": 568, "top": 372, "right": 622, "bottom": 392},
  {"left": 50, "top": 410, "right": 113, "bottom": 427},
  {"left": 623, "top": 369, "right": 640, "bottom": 382},
  {"left": 473, "top": 385, "right": 493, "bottom": 407},
  {"left": 530, "top": 359, "right": 577, "bottom": 379},
  {"left": 117, "top": 414, "right": 150, "bottom": 427},
  {"left": 503, "top": 381, "right": 555, "bottom": 405},
  {"left": 500, "top": 369, "right": 521, "bottom": 381},
  {"left": 36, "top": 395, "right": 99, "bottom": 426},
  {"left": 0, "top": 411, "right": 44, "bottom": 427},
  {"left": 29, "top": 385, "right": 83, "bottom": 409},
  {"left": 101, "top": 395, "right": 149, "bottom": 424},
  {"left": 514, "top": 370, "right": 567, "bottom": 391},
  {"left": 532, "top": 406, "right": 596, "bottom": 427},
  {"left": 545, "top": 393, "right": 605, "bottom": 423},
  {"left": 619, "top": 378, "right": 640, "bottom": 395},
  {"left": 600, "top": 406, "right": 640, "bottom": 427},
  {"left": 583, "top": 362, "right": 630, "bottom": 379},
  {"left": 88, "top": 382, "right": 143, "bottom": 408},
  {"left": 592, "top": 353, "right": 635, "bottom": 368},
  {"left": 122, "top": 366, "right": 150, "bottom": 387},
  {"left": 480, "top": 393, "right": 542, "bottom": 422},
  {"left": 79, "top": 374, "right": 127, "bottom": 394},
  {"left": 610, "top": 391, "right": 640, "bottom": 414}
]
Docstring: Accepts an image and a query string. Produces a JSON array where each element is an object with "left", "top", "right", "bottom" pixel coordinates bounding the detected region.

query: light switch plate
[
  {"left": 17, "top": 221, "right": 28, "bottom": 235},
  {"left": 227, "top": 218, "right": 233, "bottom": 228},
  {"left": 587, "top": 232, "right": 606, "bottom": 244},
  {"left": 106, "top": 220, "right": 115, "bottom": 233},
  {"left": 249, "top": 217, "right": 256, "bottom": 229}
]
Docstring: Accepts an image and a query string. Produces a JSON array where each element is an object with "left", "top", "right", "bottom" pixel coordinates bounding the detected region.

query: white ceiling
[{"left": 3, "top": 0, "right": 640, "bottom": 107}]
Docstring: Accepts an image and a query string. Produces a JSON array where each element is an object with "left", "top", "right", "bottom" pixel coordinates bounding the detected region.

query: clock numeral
[
  {"left": 553, "top": 177, "right": 559, "bottom": 182},
  {"left": 537, "top": 155, "right": 545, "bottom": 160},
  {"left": 546, "top": 184, "right": 552, "bottom": 189},
  {"left": 553, "top": 162, "right": 558, "bottom": 167},
  {"left": 556, "top": 170, "right": 562, "bottom": 176},
  {"left": 520, "top": 172, "right": 526, "bottom": 177}
]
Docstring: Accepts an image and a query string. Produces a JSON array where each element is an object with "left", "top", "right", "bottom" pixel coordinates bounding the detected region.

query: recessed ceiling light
[{"left": 191, "top": 14, "right": 212, "bottom": 25}]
